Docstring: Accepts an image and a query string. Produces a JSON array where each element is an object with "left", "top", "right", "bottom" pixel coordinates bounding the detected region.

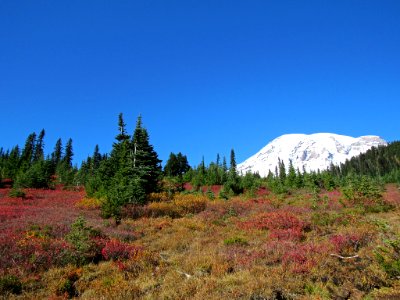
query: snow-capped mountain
[{"left": 237, "top": 133, "right": 387, "bottom": 177}]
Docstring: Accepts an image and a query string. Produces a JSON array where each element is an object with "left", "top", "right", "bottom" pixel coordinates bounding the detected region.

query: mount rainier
[{"left": 237, "top": 133, "right": 387, "bottom": 177}]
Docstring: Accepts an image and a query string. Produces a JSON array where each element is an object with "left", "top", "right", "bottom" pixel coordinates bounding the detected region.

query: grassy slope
[{"left": 1, "top": 185, "right": 400, "bottom": 299}]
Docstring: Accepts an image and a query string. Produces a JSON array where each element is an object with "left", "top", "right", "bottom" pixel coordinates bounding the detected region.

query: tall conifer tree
[
  {"left": 20, "top": 132, "right": 36, "bottom": 170},
  {"left": 51, "top": 138, "right": 63, "bottom": 169},
  {"left": 131, "top": 115, "right": 162, "bottom": 194},
  {"left": 33, "top": 129, "right": 45, "bottom": 162}
]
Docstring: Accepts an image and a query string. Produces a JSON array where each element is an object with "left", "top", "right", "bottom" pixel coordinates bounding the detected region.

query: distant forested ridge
[{"left": 336, "top": 141, "right": 400, "bottom": 182}]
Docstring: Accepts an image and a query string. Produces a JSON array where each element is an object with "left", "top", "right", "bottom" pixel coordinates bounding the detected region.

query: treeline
[
  {"left": 1, "top": 115, "right": 399, "bottom": 223},
  {"left": 0, "top": 130, "right": 75, "bottom": 189},
  {"left": 0, "top": 114, "right": 163, "bottom": 223},
  {"left": 166, "top": 149, "right": 244, "bottom": 198},
  {"left": 164, "top": 142, "right": 400, "bottom": 197}
]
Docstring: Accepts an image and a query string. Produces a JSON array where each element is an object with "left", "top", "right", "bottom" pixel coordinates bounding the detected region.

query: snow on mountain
[{"left": 237, "top": 133, "right": 387, "bottom": 177}]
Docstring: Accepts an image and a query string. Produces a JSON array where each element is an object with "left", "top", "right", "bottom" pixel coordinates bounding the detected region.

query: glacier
[{"left": 237, "top": 133, "right": 387, "bottom": 177}]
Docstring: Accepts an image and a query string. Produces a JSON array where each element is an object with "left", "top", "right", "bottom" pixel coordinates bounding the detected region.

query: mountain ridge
[{"left": 237, "top": 133, "right": 387, "bottom": 177}]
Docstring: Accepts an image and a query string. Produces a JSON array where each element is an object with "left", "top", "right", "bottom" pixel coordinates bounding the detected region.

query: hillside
[
  {"left": 1, "top": 122, "right": 400, "bottom": 299},
  {"left": 1, "top": 183, "right": 400, "bottom": 299}
]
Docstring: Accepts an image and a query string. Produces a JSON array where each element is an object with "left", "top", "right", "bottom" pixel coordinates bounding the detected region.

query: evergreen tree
[
  {"left": 63, "top": 138, "right": 74, "bottom": 169},
  {"left": 102, "top": 115, "right": 135, "bottom": 222},
  {"left": 131, "top": 115, "right": 162, "bottom": 194},
  {"left": 207, "top": 162, "right": 218, "bottom": 186},
  {"left": 221, "top": 156, "right": 228, "bottom": 184},
  {"left": 4, "top": 146, "right": 20, "bottom": 179},
  {"left": 33, "top": 129, "right": 45, "bottom": 163},
  {"left": 92, "top": 144, "right": 102, "bottom": 171},
  {"left": 192, "top": 157, "right": 206, "bottom": 189},
  {"left": 164, "top": 152, "right": 190, "bottom": 178},
  {"left": 116, "top": 113, "right": 130, "bottom": 143},
  {"left": 76, "top": 145, "right": 104, "bottom": 187},
  {"left": 16, "top": 159, "right": 53, "bottom": 188},
  {"left": 100, "top": 114, "right": 161, "bottom": 224},
  {"left": 200, "top": 156, "right": 206, "bottom": 175},
  {"left": 164, "top": 153, "right": 178, "bottom": 177},
  {"left": 295, "top": 168, "right": 304, "bottom": 188},
  {"left": 278, "top": 158, "right": 286, "bottom": 183},
  {"left": 20, "top": 132, "right": 36, "bottom": 171},
  {"left": 321, "top": 170, "right": 336, "bottom": 190},
  {"left": 229, "top": 149, "right": 237, "bottom": 176},
  {"left": 286, "top": 159, "right": 297, "bottom": 188},
  {"left": 224, "top": 149, "right": 242, "bottom": 195},
  {"left": 57, "top": 138, "right": 75, "bottom": 185},
  {"left": 51, "top": 138, "right": 63, "bottom": 168},
  {"left": 177, "top": 152, "right": 190, "bottom": 176}
]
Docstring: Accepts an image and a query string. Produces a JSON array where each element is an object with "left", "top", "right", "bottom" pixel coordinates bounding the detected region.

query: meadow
[{"left": 1, "top": 183, "right": 400, "bottom": 299}]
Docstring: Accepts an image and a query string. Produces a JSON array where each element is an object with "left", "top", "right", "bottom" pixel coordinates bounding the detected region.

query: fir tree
[
  {"left": 286, "top": 159, "right": 297, "bottom": 188},
  {"left": 131, "top": 115, "right": 162, "bottom": 195},
  {"left": 221, "top": 156, "right": 228, "bottom": 184},
  {"left": 20, "top": 133, "right": 36, "bottom": 171},
  {"left": 63, "top": 138, "right": 74, "bottom": 169},
  {"left": 4, "top": 146, "right": 20, "bottom": 179},
  {"left": 51, "top": 138, "right": 63, "bottom": 170},
  {"left": 57, "top": 138, "right": 75, "bottom": 185},
  {"left": 278, "top": 158, "right": 286, "bottom": 183},
  {"left": 101, "top": 114, "right": 161, "bottom": 224},
  {"left": 33, "top": 129, "right": 45, "bottom": 163},
  {"left": 92, "top": 144, "right": 102, "bottom": 170},
  {"left": 164, "top": 152, "right": 190, "bottom": 177},
  {"left": 224, "top": 149, "right": 242, "bottom": 195},
  {"left": 164, "top": 153, "right": 178, "bottom": 177},
  {"left": 116, "top": 113, "right": 130, "bottom": 143}
]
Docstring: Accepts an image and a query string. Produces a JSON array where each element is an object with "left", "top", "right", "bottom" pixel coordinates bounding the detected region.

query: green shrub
[
  {"left": 58, "top": 279, "right": 77, "bottom": 298},
  {"left": 311, "top": 212, "right": 350, "bottom": 227},
  {"left": 375, "top": 237, "right": 400, "bottom": 278},
  {"left": 0, "top": 275, "right": 22, "bottom": 295},
  {"left": 65, "top": 216, "right": 103, "bottom": 265},
  {"left": 205, "top": 189, "right": 215, "bottom": 200},
  {"left": 218, "top": 188, "right": 229, "bottom": 200},
  {"left": 57, "top": 269, "right": 80, "bottom": 298},
  {"left": 8, "top": 187, "right": 26, "bottom": 198},
  {"left": 342, "top": 175, "right": 383, "bottom": 202}
]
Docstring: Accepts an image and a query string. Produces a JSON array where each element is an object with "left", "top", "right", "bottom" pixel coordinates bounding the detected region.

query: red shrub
[
  {"left": 256, "top": 187, "right": 269, "bottom": 197},
  {"left": 329, "top": 232, "right": 371, "bottom": 255},
  {"left": 0, "top": 231, "right": 72, "bottom": 275},
  {"left": 243, "top": 211, "right": 304, "bottom": 231},
  {"left": 101, "top": 239, "right": 141, "bottom": 261},
  {"left": 240, "top": 210, "right": 306, "bottom": 241},
  {"left": 281, "top": 243, "right": 327, "bottom": 274},
  {"left": 383, "top": 184, "right": 400, "bottom": 205},
  {"left": 269, "top": 227, "right": 304, "bottom": 241}
]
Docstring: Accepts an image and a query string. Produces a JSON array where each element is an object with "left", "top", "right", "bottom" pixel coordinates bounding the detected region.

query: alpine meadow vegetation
[{"left": 1, "top": 114, "right": 400, "bottom": 299}]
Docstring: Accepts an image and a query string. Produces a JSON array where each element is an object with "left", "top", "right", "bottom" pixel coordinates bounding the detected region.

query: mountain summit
[{"left": 237, "top": 133, "right": 387, "bottom": 177}]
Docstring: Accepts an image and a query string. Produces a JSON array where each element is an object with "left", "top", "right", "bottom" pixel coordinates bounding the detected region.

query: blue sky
[{"left": 1, "top": 1, "right": 399, "bottom": 166}]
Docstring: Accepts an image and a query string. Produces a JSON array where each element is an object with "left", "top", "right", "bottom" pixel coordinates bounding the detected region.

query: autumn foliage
[{"left": 1, "top": 183, "right": 400, "bottom": 298}]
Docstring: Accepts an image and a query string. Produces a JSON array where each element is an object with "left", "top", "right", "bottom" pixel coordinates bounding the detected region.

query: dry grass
[{"left": 1, "top": 185, "right": 400, "bottom": 299}]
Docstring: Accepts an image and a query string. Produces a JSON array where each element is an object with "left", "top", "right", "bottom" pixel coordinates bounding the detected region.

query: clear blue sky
[{"left": 1, "top": 1, "right": 399, "bottom": 167}]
